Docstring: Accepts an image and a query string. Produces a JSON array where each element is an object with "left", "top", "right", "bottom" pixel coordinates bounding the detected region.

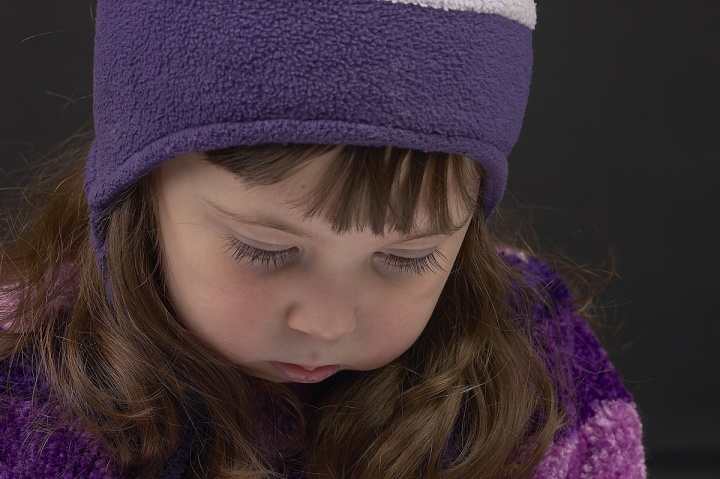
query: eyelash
[
  {"left": 222, "top": 235, "right": 446, "bottom": 276},
  {"left": 376, "top": 250, "right": 446, "bottom": 276},
  {"left": 223, "top": 236, "right": 297, "bottom": 269}
]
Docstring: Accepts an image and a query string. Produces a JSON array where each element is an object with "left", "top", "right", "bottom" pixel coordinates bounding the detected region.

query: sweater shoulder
[
  {"left": 0, "top": 358, "right": 123, "bottom": 479},
  {"left": 532, "top": 397, "right": 646, "bottom": 478},
  {"left": 498, "top": 250, "right": 646, "bottom": 478},
  {"left": 499, "top": 249, "right": 633, "bottom": 412}
]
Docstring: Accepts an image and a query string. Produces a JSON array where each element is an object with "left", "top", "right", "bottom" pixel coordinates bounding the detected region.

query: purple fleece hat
[{"left": 85, "top": 0, "right": 536, "bottom": 280}]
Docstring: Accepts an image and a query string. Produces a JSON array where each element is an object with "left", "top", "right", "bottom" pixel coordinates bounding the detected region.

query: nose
[{"left": 285, "top": 277, "right": 358, "bottom": 341}]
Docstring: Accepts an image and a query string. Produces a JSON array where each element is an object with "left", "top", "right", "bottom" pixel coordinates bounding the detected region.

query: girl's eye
[
  {"left": 377, "top": 249, "right": 447, "bottom": 277},
  {"left": 223, "top": 235, "right": 297, "bottom": 270},
  {"left": 222, "top": 235, "right": 445, "bottom": 276}
]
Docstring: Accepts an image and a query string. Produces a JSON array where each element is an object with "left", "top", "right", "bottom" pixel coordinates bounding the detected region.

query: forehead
[{"left": 159, "top": 148, "right": 480, "bottom": 236}]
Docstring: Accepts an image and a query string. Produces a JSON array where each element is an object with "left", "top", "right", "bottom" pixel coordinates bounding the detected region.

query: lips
[{"left": 270, "top": 361, "right": 342, "bottom": 383}]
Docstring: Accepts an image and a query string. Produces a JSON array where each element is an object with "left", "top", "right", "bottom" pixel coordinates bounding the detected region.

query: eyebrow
[{"left": 202, "top": 198, "right": 469, "bottom": 241}]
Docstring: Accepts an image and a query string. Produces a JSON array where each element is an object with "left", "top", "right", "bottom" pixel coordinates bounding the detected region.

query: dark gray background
[{"left": 1, "top": 1, "right": 719, "bottom": 477}]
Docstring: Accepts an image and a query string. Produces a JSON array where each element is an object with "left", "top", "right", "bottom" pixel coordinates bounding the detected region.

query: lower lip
[{"left": 270, "top": 361, "right": 342, "bottom": 383}]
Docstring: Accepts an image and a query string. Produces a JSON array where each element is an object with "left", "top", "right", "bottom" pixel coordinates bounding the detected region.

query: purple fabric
[
  {"left": 0, "top": 253, "right": 646, "bottom": 478},
  {"left": 84, "top": 0, "right": 533, "bottom": 278},
  {"left": 0, "top": 361, "right": 123, "bottom": 479},
  {"left": 532, "top": 399, "right": 646, "bottom": 479},
  {"left": 499, "top": 251, "right": 633, "bottom": 425}
]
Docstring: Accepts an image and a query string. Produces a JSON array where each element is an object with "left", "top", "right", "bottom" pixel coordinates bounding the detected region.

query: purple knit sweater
[{"left": 0, "top": 253, "right": 646, "bottom": 478}]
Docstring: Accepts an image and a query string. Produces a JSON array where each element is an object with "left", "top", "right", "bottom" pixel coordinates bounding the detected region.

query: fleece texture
[
  {"left": 0, "top": 253, "right": 646, "bottom": 478},
  {"left": 84, "top": 0, "right": 535, "bottom": 281}
]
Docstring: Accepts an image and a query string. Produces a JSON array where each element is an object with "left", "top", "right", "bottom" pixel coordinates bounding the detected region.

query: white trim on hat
[{"left": 383, "top": 0, "right": 537, "bottom": 29}]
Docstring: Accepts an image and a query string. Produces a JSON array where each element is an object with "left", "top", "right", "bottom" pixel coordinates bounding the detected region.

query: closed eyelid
[
  {"left": 231, "top": 232, "right": 293, "bottom": 251},
  {"left": 377, "top": 249, "right": 447, "bottom": 276},
  {"left": 384, "top": 246, "right": 439, "bottom": 258},
  {"left": 222, "top": 235, "right": 298, "bottom": 269},
  {"left": 223, "top": 235, "right": 446, "bottom": 276}
]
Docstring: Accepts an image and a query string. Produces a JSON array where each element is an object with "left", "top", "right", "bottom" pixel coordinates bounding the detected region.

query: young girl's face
[{"left": 155, "top": 150, "right": 476, "bottom": 383}]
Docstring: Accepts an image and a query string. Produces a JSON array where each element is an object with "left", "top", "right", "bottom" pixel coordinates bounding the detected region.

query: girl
[{"left": 0, "top": 1, "right": 646, "bottom": 478}]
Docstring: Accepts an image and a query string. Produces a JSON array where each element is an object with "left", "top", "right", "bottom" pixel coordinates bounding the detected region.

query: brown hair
[{"left": 1, "top": 134, "right": 565, "bottom": 478}]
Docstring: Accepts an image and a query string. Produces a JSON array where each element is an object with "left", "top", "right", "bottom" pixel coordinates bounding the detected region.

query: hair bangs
[{"left": 204, "top": 143, "right": 483, "bottom": 236}]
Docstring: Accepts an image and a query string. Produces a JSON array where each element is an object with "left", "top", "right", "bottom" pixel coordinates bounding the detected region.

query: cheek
[
  {"left": 360, "top": 275, "right": 447, "bottom": 366},
  {"left": 171, "top": 280, "right": 282, "bottom": 363},
  {"left": 162, "top": 236, "right": 282, "bottom": 356}
]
